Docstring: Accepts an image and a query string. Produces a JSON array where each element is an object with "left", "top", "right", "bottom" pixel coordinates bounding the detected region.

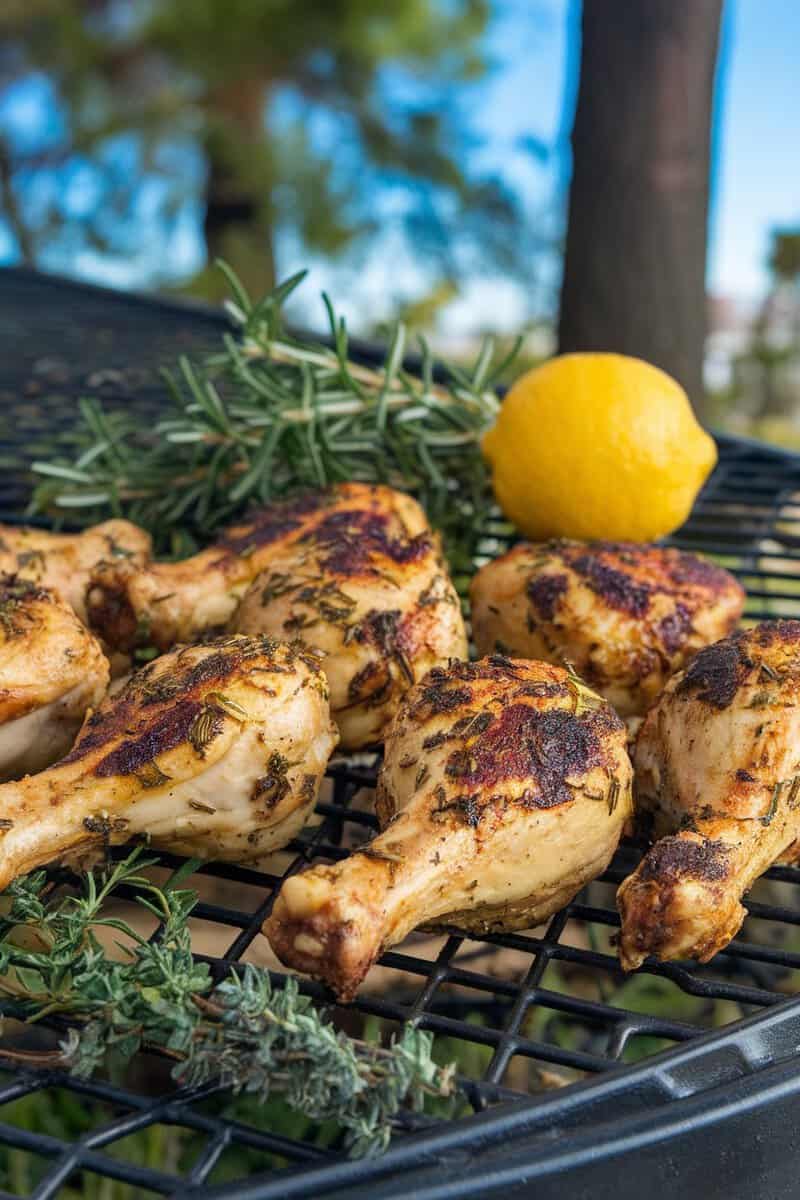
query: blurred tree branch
[
  {"left": 0, "top": 135, "right": 34, "bottom": 263},
  {"left": 0, "top": 0, "right": 539, "bottom": 319}
]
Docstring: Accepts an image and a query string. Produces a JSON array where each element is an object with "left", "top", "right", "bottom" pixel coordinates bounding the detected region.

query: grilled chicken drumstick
[
  {"left": 86, "top": 483, "right": 434, "bottom": 657},
  {"left": 0, "top": 576, "right": 108, "bottom": 781},
  {"left": 0, "top": 635, "right": 337, "bottom": 888},
  {"left": 233, "top": 504, "right": 467, "bottom": 750},
  {"left": 471, "top": 541, "right": 744, "bottom": 718},
  {"left": 0, "top": 519, "right": 152, "bottom": 624},
  {"left": 618, "top": 620, "right": 800, "bottom": 970},
  {"left": 265, "top": 655, "right": 632, "bottom": 1001}
]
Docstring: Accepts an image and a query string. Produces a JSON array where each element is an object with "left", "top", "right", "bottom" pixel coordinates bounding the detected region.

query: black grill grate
[{"left": 1, "top": 268, "right": 800, "bottom": 1198}]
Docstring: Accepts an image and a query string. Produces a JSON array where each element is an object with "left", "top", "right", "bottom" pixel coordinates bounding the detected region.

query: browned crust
[
  {"left": 265, "top": 908, "right": 375, "bottom": 1003},
  {"left": 636, "top": 835, "right": 732, "bottom": 883},
  {"left": 264, "top": 856, "right": 393, "bottom": 1002},
  {"left": 63, "top": 634, "right": 322, "bottom": 771},
  {"left": 216, "top": 489, "right": 338, "bottom": 555},
  {"left": 527, "top": 572, "right": 568, "bottom": 620},
  {"left": 87, "top": 483, "right": 429, "bottom": 652},
  {"left": 93, "top": 697, "right": 205, "bottom": 776},
  {"left": 482, "top": 540, "right": 745, "bottom": 656},
  {"left": 551, "top": 540, "right": 743, "bottom": 618},
  {"left": 439, "top": 703, "right": 607, "bottom": 806},
  {"left": 677, "top": 620, "right": 800, "bottom": 709},
  {"left": 617, "top": 835, "right": 742, "bottom": 968}
]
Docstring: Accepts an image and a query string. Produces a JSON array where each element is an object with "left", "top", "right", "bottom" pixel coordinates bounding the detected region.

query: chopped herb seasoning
[{"left": 187, "top": 703, "right": 226, "bottom": 757}]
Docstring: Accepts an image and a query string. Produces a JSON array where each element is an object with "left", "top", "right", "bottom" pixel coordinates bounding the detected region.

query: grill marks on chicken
[
  {"left": 12, "top": 489, "right": 764, "bottom": 993},
  {"left": 0, "top": 576, "right": 109, "bottom": 781},
  {"left": 264, "top": 656, "right": 632, "bottom": 1001},
  {"left": 0, "top": 635, "right": 338, "bottom": 887},
  {"left": 233, "top": 497, "right": 467, "bottom": 749},
  {"left": 85, "top": 483, "right": 435, "bottom": 657},
  {"left": 470, "top": 541, "right": 744, "bottom": 718},
  {"left": 0, "top": 519, "right": 152, "bottom": 624},
  {"left": 618, "top": 620, "right": 800, "bottom": 969}
]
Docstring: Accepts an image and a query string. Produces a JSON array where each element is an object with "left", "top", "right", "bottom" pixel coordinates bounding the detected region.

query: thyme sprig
[
  {"left": 0, "top": 848, "right": 455, "bottom": 1157},
  {"left": 32, "top": 263, "right": 519, "bottom": 572}
]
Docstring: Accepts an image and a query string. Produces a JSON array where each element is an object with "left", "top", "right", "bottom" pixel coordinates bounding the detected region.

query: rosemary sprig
[
  {"left": 32, "top": 263, "right": 519, "bottom": 573},
  {"left": 0, "top": 849, "right": 455, "bottom": 1157}
]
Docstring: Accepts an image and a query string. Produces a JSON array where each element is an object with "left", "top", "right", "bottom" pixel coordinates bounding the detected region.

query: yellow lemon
[{"left": 482, "top": 352, "right": 717, "bottom": 542}]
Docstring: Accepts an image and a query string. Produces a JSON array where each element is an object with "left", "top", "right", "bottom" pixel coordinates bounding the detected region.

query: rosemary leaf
[{"left": 31, "top": 263, "right": 516, "bottom": 570}]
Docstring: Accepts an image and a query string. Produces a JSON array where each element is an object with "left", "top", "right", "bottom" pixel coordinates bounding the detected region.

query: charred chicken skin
[
  {"left": 0, "top": 576, "right": 109, "bottom": 781},
  {"left": 233, "top": 502, "right": 467, "bottom": 750},
  {"left": 265, "top": 655, "right": 632, "bottom": 1001},
  {"left": 86, "top": 483, "right": 433, "bottom": 657},
  {"left": 618, "top": 620, "right": 800, "bottom": 970},
  {"left": 0, "top": 519, "right": 152, "bottom": 624},
  {"left": 470, "top": 541, "right": 744, "bottom": 718},
  {"left": 0, "top": 635, "right": 337, "bottom": 888}
]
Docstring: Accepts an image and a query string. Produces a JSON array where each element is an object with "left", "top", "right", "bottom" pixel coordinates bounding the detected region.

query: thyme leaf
[{"left": 0, "top": 848, "right": 456, "bottom": 1157}]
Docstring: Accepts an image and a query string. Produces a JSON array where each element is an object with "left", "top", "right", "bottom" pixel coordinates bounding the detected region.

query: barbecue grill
[{"left": 1, "top": 268, "right": 800, "bottom": 1199}]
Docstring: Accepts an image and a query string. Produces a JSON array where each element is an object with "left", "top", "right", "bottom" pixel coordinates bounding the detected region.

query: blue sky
[
  {"left": 709, "top": 0, "right": 800, "bottom": 296},
  {"left": 475, "top": 0, "right": 800, "bottom": 301},
  {"left": 0, "top": 0, "right": 797, "bottom": 326}
]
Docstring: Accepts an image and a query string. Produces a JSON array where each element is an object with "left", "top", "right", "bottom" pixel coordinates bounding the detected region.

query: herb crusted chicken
[
  {"left": 0, "top": 634, "right": 337, "bottom": 888},
  {"left": 0, "top": 576, "right": 108, "bottom": 781},
  {"left": 618, "top": 620, "right": 800, "bottom": 969},
  {"left": 85, "top": 483, "right": 444, "bottom": 659},
  {"left": 0, "top": 518, "right": 152, "bottom": 624},
  {"left": 265, "top": 655, "right": 632, "bottom": 1000},
  {"left": 233, "top": 491, "right": 467, "bottom": 749},
  {"left": 470, "top": 540, "right": 744, "bottom": 718}
]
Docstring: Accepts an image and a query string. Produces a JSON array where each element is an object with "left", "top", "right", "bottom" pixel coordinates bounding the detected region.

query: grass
[{"left": 0, "top": 1084, "right": 345, "bottom": 1197}]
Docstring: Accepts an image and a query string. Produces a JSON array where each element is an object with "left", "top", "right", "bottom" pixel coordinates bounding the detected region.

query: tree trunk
[
  {"left": 202, "top": 78, "right": 276, "bottom": 297},
  {"left": 203, "top": 153, "right": 277, "bottom": 291},
  {"left": 558, "top": 0, "right": 724, "bottom": 423}
]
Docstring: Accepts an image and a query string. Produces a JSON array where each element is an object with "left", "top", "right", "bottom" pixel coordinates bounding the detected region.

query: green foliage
[
  {"left": 181, "top": 972, "right": 454, "bottom": 1158},
  {"left": 32, "top": 264, "right": 518, "bottom": 573},
  {"left": 0, "top": 0, "right": 534, "bottom": 317},
  {"left": 769, "top": 229, "right": 800, "bottom": 282},
  {"left": 0, "top": 848, "right": 456, "bottom": 1159},
  {"left": 0, "top": 1084, "right": 346, "bottom": 1194}
]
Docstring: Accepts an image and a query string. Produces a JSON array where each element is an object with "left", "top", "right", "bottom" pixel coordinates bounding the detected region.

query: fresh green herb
[
  {"left": 187, "top": 701, "right": 225, "bottom": 756},
  {"left": 761, "top": 781, "right": 783, "bottom": 826},
  {"left": 564, "top": 663, "right": 603, "bottom": 717},
  {"left": 788, "top": 775, "right": 800, "bottom": 808},
  {"left": 607, "top": 777, "right": 621, "bottom": 815},
  {"left": 205, "top": 691, "right": 249, "bottom": 720},
  {"left": 0, "top": 848, "right": 456, "bottom": 1158},
  {"left": 133, "top": 645, "right": 160, "bottom": 663},
  {"left": 31, "top": 263, "right": 518, "bottom": 574}
]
